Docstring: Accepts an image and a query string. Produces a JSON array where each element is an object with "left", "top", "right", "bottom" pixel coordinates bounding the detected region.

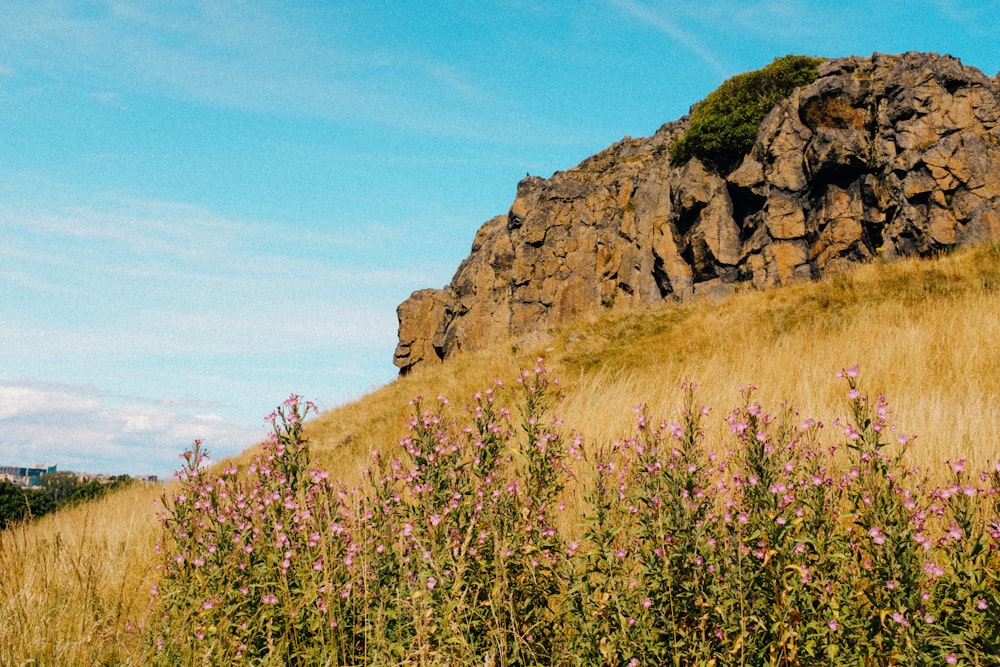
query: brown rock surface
[{"left": 395, "top": 52, "right": 1000, "bottom": 375}]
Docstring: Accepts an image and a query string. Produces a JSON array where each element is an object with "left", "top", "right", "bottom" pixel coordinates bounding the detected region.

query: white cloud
[
  {"left": 0, "top": 192, "right": 421, "bottom": 285},
  {"left": 697, "top": 0, "right": 820, "bottom": 41},
  {"left": 119, "top": 408, "right": 171, "bottom": 434},
  {"left": 931, "top": 0, "right": 1000, "bottom": 29},
  {"left": 0, "top": 385, "right": 100, "bottom": 420},
  {"left": 0, "top": 192, "right": 414, "bottom": 316},
  {"left": 90, "top": 90, "right": 129, "bottom": 109},
  {"left": 0, "top": 380, "right": 261, "bottom": 476}
]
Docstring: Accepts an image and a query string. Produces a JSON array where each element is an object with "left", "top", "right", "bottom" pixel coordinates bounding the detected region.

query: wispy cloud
[
  {"left": 0, "top": 192, "right": 407, "bottom": 361},
  {"left": 0, "top": 384, "right": 100, "bottom": 421},
  {"left": 0, "top": 0, "right": 571, "bottom": 145},
  {"left": 930, "top": 0, "right": 1000, "bottom": 35},
  {"left": 609, "top": 0, "right": 729, "bottom": 78},
  {"left": 700, "top": 0, "right": 820, "bottom": 42},
  {"left": 90, "top": 91, "right": 129, "bottom": 110}
]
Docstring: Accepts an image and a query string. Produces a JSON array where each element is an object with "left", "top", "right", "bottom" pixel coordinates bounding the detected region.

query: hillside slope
[
  {"left": 143, "top": 242, "right": 1000, "bottom": 665},
  {"left": 395, "top": 52, "right": 1000, "bottom": 375},
  {"left": 3, "top": 241, "right": 999, "bottom": 666},
  {"left": 311, "top": 240, "right": 1000, "bottom": 485},
  {"left": 5, "top": 51, "right": 1000, "bottom": 663}
]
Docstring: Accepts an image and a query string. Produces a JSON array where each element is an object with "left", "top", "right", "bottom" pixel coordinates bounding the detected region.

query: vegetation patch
[
  {"left": 670, "top": 55, "right": 825, "bottom": 172},
  {"left": 148, "top": 364, "right": 1000, "bottom": 666}
]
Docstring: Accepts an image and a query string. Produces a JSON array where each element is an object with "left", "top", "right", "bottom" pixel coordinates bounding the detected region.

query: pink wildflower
[
  {"left": 924, "top": 561, "right": 945, "bottom": 579},
  {"left": 948, "top": 523, "right": 963, "bottom": 541}
]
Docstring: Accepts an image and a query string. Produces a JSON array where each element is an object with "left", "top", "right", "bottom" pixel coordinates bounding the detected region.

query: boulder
[{"left": 394, "top": 289, "right": 447, "bottom": 374}]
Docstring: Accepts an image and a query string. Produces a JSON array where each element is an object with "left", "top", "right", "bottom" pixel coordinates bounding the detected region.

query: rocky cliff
[{"left": 394, "top": 52, "right": 1000, "bottom": 374}]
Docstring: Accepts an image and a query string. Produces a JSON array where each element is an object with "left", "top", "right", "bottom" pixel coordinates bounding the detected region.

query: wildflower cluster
[
  {"left": 149, "top": 364, "right": 1000, "bottom": 666},
  {"left": 363, "top": 362, "right": 567, "bottom": 664},
  {"left": 151, "top": 365, "right": 569, "bottom": 666},
  {"left": 149, "top": 396, "right": 374, "bottom": 665},
  {"left": 563, "top": 367, "right": 1000, "bottom": 666}
]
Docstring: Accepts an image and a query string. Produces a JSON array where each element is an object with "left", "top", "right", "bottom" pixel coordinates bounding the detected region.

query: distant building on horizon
[
  {"left": 0, "top": 464, "right": 57, "bottom": 488},
  {"left": 0, "top": 464, "right": 160, "bottom": 487}
]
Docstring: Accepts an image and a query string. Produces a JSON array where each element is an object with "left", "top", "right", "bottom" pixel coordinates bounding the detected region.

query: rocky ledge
[{"left": 395, "top": 52, "right": 1000, "bottom": 375}]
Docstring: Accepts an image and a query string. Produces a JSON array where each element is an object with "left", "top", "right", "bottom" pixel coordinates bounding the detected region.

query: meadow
[{"left": 2, "top": 242, "right": 998, "bottom": 665}]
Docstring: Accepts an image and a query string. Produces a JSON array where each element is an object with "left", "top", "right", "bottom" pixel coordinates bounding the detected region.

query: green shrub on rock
[{"left": 670, "top": 54, "right": 825, "bottom": 172}]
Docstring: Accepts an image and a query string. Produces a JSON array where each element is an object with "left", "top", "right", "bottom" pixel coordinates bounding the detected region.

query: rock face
[{"left": 395, "top": 52, "right": 1000, "bottom": 374}]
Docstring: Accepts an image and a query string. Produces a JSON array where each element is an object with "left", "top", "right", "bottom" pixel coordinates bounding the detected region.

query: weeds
[{"left": 150, "top": 362, "right": 999, "bottom": 665}]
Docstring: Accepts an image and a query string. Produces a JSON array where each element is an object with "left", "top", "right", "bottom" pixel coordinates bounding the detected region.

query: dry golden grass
[
  {"left": 0, "top": 483, "right": 161, "bottom": 666},
  {"left": 570, "top": 247, "right": 1000, "bottom": 474},
  {"left": 306, "top": 242, "right": 1000, "bottom": 483},
  {"left": 1, "top": 242, "right": 997, "bottom": 665}
]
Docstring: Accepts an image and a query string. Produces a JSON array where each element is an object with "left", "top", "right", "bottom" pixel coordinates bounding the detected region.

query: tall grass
[{"left": 0, "top": 483, "right": 160, "bottom": 665}]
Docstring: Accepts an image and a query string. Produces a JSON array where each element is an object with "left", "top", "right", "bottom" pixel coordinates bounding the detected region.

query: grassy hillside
[
  {"left": 2, "top": 241, "right": 999, "bottom": 665},
  {"left": 307, "top": 241, "right": 1000, "bottom": 484}
]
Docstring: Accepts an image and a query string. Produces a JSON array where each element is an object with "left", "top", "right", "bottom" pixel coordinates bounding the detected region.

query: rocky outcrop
[{"left": 395, "top": 52, "right": 1000, "bottom": 374}]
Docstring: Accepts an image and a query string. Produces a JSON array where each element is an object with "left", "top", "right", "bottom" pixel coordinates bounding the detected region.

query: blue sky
[{"left": 2, "top": 1, "right": 998, "bottom": 477}]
